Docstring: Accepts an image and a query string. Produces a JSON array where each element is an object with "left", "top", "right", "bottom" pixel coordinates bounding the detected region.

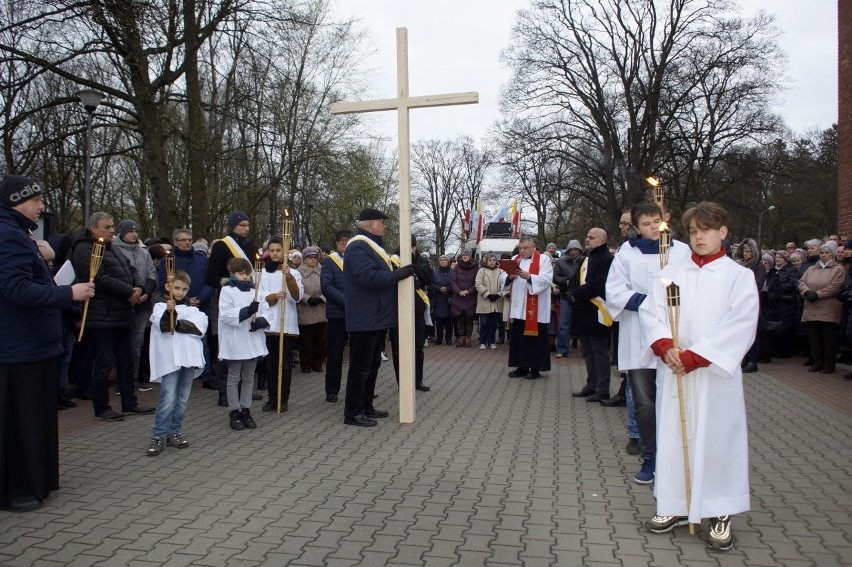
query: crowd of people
[{"left": 3, "top": 171, "right": 851, "bottom": 552}]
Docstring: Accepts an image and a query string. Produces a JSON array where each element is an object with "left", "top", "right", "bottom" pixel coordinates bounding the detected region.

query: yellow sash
[
  {"left": 347, "top": 235, "right": 392, "bottom": 270},
  {"left": 391, "top": 254, "right": 430, "bottom": 306},
  {"left": 579, "top": 257, "right": 614, "bottom": 327},
  {"left": 328, "top": 251, "right": 344, "bottom": 271},
  {"left": 210, "top": 235, "right": 251, "bottom": 261}
]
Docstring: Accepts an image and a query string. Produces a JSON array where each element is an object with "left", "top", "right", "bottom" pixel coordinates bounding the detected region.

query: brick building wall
[{"left": 840, "top": 0, "right": 852, "bottom": 237}]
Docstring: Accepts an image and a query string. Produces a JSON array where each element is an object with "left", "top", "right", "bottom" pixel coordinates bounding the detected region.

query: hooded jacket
[
  {"left": 0, "top": 205, "right": 74, "bottom": 363},
  {"left": 734, "top": 238, "right": 766, "bottom": 292}
]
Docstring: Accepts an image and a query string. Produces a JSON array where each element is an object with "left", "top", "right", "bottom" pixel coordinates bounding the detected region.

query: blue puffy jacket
[
  {"left": 0, "top": 205, "right": 73, "bottom": 364},
  {"left": 343, "top": 230, "right": 398, "bottom": 332},
  {"left": 157, "top": 246, "right": 213, "bottom": 312}
]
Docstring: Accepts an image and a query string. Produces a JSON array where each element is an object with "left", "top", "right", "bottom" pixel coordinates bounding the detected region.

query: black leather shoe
[
  {"left": 344, "top": 414, "right": 378, "bottom": 427},
  {"left": 600, "top": 394, "right": 626, "bottom": 407},
  {"left": 526, "top": 371, "right": 541, "bottom": 380},
  {"left": 2, "top": 495, "right": 42, "bottom": 512},
  {"left": 508, "top": 369, "right": 528, "bottom": 378},
  {"left": 625, "top": 438, "right": 641, "bottom": 455},
  {"left": 202, "top": 380, "right": 218, "bottom": 390},
  {"left": 741, "top": 362, "right": 758, "bottom": 373},
  {"left": 217, "top": 394, "right": 228, "bottom": 407},
  {"left": 573, "top": 387, "right": 594, "bottom": 397},
  {"left": 586, "top": 394, "right": 604, "bottom": 403},
  {"left": 365, "top": 408, "right": 389, "bottom": 418},
  {"left": 262, "top": 401, "right": 275, "bottom": 412},
  {"left": 252, "top": 392, "right": 263, "bottom": 400},
  {"left": 124, "top": 404, "right": 155, "bottom": 415},
  {"left": 415, "top": 383, "right": 430, "bottom": 392},
  {"left": 326, "top": 394, "right": 338, "bottom": 402}
]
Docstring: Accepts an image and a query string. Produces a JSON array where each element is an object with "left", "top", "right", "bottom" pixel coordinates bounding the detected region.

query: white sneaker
[
  {"left": 479, "top": 344, "right": 486, "bottom": 350},
  {"left": 380, "top": 351, "right": 388, "bottom": 361},
  {"left": 490, "top": 344, "right": 497, "bottom": 349}
]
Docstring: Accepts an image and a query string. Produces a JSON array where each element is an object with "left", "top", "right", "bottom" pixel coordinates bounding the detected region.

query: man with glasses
[{"left": 205, "top": 212, "right": 259, "bottom": 406}]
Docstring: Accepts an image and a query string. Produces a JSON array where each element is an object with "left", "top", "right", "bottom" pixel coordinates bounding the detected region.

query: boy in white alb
[
  {"left": 147, "top": 270, "right": 208, "bottom": 456},
  {"left": 606, "top": 201, "right": 691, "bottom": 485},
  {"left": 218, "top": 258, "right": 270, "bottom": 431},
  {"left": 259, "top": 236, "right": 303, "bottom": 412},
  {"left": 640, "top": 202, "right": 758, "bottom": 551}
]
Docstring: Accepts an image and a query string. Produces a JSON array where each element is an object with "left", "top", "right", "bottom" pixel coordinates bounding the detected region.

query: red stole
[{"left": 523, "top": 250, "right": 541, "bottom": 336}]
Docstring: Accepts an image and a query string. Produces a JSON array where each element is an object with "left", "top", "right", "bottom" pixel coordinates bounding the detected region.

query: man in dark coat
[
  {"left": 570, "top": 228, "right": 615, "bottom": 402},
  {"left": 71, "top": 212, "right": 155, "bottom": 421},
  {"left": 204, "top": 211, "right": 258, "bottom": 404},
  {"left": 321, "top": 229, "right": 351, "bottom": 402},
  {"left": 343, "top": 208, "right": 415, "bottom": 426},
  {"left": 0, "top": 175, "right": 94, "bottom": 511}
]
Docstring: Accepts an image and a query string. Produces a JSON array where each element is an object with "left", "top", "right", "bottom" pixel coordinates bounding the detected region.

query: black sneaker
[
  {"left": 645, "top": 515, "right": 688, "bottom": 534},
  {"left": 261, "top": 401, "right": 275, "bottom": 412},
  {"left": 95, "top": 409, "right": 125, "bottom": 421},
  {"left": 625, "top": 438, "right": 641, "bottom": 455},
  {"left": 707, "top": 516, "right": 733, "bottom": 551},
  {"left": 241, "top": 408, "right": 257, "bottom": 429},
  {"left": 229, "top": 410, "right": 245, "bottom": 431},
  {"left": 166, "top": 433, "right": 189, "bottom": 448},
  {"left": 147, "top": 436, "right": 165, "bottom": 456},
  {"left": 125, "top": 405, "right": 155, "bottom": 415},
  {"left": 136, "top": 381, "right": 153, "bottom": 392}
]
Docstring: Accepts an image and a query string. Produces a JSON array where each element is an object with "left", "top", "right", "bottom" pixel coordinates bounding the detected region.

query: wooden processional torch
[
  {"left": 78, "top": 237, "right": 105, "bottom": 342},
  {"left": 277, "top": 210, "right": 293, "bottom": 414},
  {"left": 252, "top": 253, "right": 263, "bottom": 322},
  {"left": 662, "top": 277, "right": 695, "bottom": 535},
  {"left": 658, "top": 222, "right": 671, "bottom": 270},
  {"left": 165, "top": 251, "right": 176, "bottom": 334},
  {"left": 647, "top": 176, "right": 664, "bottom": 208}
]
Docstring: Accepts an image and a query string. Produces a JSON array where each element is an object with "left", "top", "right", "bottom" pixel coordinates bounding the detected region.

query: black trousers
[
  {"left": 807, "top": 321, "right": 840, "bottom": 371},
  {"left": 325, "top": 318, "right": 347, "bottom": 396},
  {"left": 89, "top": 327, "right": 138, "bottom": 414},
  {"left": 580, "top": 335, "right": 611, "bottom": 397},
  {"left": 264, "top": 334, "right": 295, "bottom": 405},
  {"left": 629, "top": 368, "right": 657, "bottom": 457},
  {"left": 0, "top": 357, "right": 59, "bottom": 506},
  {"left": 434, "top": 316, "right": 453, "bottom": 345},
  {"left": 344, "top": 330, "right": 384, "bottom": 418},
  {"left": 389, "top": 310, "right": 426, "bottom": 386}
]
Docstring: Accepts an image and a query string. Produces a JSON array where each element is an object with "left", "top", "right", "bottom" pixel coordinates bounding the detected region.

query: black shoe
[
  {"left": 600, "top": 394, "right": 626, "bottom": 407},
  {"left": 229, "top": 410, "right": 245, "bottom": 430},
  {"left": 262, "top": 401, "right": 275, "bottom": 412},
  {"left": 525, "top": 371, "right": 541, "bottom": 380},
  {"left": 573, "top": 387, "right": 594, "bottom": 398},
  {"left": 415, "top": 383, "right": 430, "bottom": 392},
  {"left": 326, "top": 394, "right": 339, "bottom": 402},
  {"left": 135, "top": 381, "right": 153, "bottom": 392},
  {"left": 344, "top": 413, "right": 378, "bottom": 427},
  {"left": 586, "top": 394, "right": 604, "bottom": 403},
  {"left": 59, "top": 394, "right": 77, "bottom": 408},
  {"left": 95, "top": 409, "right": 125, "bottom": 421},
  {"left": 241, "top": 409, "right": 257, "bottom": 429},
  {"left": 365, "top": 408, "right": 389, "bottom": 418},
  {"left": 217, "top": 394, "right": 228, "bottom": 407},
  {"left": 302, "top": 367, "right": 311, "bottom": 374},
  {"left": 803, "top": 358, "right": 813, "bottom": 366},
  {"left": 124, "top": 404, "right": 155, "bottom": 415},
  {"left": 202, "top": 380, "right": 218, "bottom": 390},
  {"left": 252, "top": 392, "right": 263, "bottom": 401},
  {"left": 741, "top": 362, "right": 758, "bottom": 373},
  {"left": 626, "top": 438, "right": 641, "bottom": 455},
  {"left": 508, "top": 369, "right": 528, "bottom": 378},
  {"left": 75, "top": 389, "right": 93, "bottom": 400},
  {"left": 1, "top": 495, "right": 42, "bottom": 512}
]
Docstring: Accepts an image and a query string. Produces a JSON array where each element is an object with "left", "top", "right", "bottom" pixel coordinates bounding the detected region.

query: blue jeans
[
  {"left": 152, "top": 367, "right": 195, "bottom": 437},
  {"left": 479, "top": 313, "right": 500, "bottom": 346},
  {"left": 625, "top": 374, "right": 638, "bottom": 438},
  {"left": 556, "top": 298, "right": 573, "bottom": 355}
]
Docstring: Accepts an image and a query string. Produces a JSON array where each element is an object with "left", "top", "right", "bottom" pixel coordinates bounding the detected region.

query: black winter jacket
[
  {"left": 71, "top": 231, "right": 142, "bottom": 329},
  {"left": 570, "top": 244, "right": 614, "bottom": 337}
]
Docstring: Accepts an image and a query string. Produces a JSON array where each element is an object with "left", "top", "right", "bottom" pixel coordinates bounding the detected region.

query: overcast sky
[{"left": 334, "top": 0, "right": 838, "bottom": 145}]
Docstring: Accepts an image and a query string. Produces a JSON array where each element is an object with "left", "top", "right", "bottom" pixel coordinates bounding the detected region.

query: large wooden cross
[{"left": 330, "top": 27, "right": 478, "bottom": 424}]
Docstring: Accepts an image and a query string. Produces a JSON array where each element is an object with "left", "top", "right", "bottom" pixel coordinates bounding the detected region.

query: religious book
[{"left": 499, "top": 259, "right": 520, "bottom": 276}]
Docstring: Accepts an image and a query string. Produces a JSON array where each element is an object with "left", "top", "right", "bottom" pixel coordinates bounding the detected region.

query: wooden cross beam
[{"left": 330, "top": 27, "right": 478, "bottom": 424}]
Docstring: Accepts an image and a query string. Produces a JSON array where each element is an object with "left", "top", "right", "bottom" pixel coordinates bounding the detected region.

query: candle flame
[
  {"left": 646, "top": 176, "right": 660, "bottom": 187},
  {"left": 97, "top": 237, "right": 104, "bottom": 243},
  {"left": 283, "top": 208, "right": 290, "bottom": 217},
  {"left": 659, "top": 221, "right": 669, "bottom": 231},
  {"left": 660, "top": 277, "right": 672, "bottom": 286}
]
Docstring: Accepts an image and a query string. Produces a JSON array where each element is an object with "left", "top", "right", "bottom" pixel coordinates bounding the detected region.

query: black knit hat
[
  {"left": 227, "top": 211, "right": 250, "bottom": 230},
  {"left": 0, "top": 175, "right": 43, "bottom": 207}
]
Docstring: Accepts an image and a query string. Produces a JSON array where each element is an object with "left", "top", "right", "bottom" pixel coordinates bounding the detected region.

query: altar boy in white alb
[{"left": 639, "top": 202, "right": 758, "bottom": 551}]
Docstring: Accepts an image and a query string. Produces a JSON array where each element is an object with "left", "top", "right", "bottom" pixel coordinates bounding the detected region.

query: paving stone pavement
[{"left": 1, "top": 345, "right": 851, "bottom": 566}]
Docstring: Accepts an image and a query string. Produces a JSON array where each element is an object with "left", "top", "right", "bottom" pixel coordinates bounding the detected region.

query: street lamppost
[
  {"left": 76, "top": 89, "right": 105, "bottom": 225},
  {"left": 757, "top": 205, "right": 776, "bottom": 247}
]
